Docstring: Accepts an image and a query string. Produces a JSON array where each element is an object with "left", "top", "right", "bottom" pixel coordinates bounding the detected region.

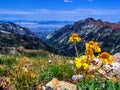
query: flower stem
[{"left": 74, "top": 42, "right": 78, "bottom": 57}]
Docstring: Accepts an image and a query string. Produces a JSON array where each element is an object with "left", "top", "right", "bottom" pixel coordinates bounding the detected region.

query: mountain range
[
  {"left": 0, "top": 21, "right": 56, "bottom": 53},
  {"left": 1, "top": 18, "right": 120, "bottom": 56},
  {"left": 46, "top": 18, "right": 120, "bottom": 56},
  {"left": 14, "top": 21, "right": 73, "bottom": 40}
]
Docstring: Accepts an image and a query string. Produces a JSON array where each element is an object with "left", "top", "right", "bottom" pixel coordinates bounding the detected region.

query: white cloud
[
  {"left": 0, "top": 9, "right": 31, "bottom": 15},
  {"left": 64, "top": 0, "right": 73, "bottom": 3},
  {"left": 0, "top": 8, "right": 120, "bottom": 22}
]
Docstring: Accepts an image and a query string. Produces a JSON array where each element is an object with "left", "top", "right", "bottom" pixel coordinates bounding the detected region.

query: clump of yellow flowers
[
  {"left": 99, "top": 52, "right": 114, "bottom": 64},
  {"left": 85, "top": 40, "right": 101, "bottom": 59},
  {"left": 74, "top": 56, "right": 89, "bottom": 70},
  {"left": 86, "top": 40, "right": 101, "bottom": 52},
  {"left": 69, "top": 33, "right": 114, "bottom": 71}
]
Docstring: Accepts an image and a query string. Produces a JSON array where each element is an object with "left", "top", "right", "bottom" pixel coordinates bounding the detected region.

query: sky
[{"left": 0, "top": 0, "right": 120, "bottom": 22}]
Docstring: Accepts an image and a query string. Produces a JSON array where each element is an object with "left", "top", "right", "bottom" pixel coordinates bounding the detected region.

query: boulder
[
  {"left": 0, "top": 47, "right": 16, "bottom": 55},
  {"left": 46, "top": 78, "right": 77, "bottom": 90},
  {"left": 113, "top": 53, "right": 120, "bottom": 63},
  {"left": 87, "top": 56, "right": 120, "bottom": 80}
]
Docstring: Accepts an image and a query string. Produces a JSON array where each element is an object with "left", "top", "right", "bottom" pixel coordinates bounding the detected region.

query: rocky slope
[
  {"left": 0, "top": 21, "right": 37, "bottom": 37},
  {"left": 46, "top": 18, "right": 120, "bottom": 56},
  {"left": 0, "top": 21, "right": 57, "bottom": 53}
]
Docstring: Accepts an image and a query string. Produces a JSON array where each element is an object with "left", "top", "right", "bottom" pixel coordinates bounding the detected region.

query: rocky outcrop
[
  {"left": 88, "top": 53, "right": 120, "bottom": 80},
  {"left": 17, "top": 46, "right": 49, "bottom": 55},
  {"left": 113, "top": 53, "right": 120, "bottom": 63},
  {"left": 0, "top": 47, "right": 16, "bottom": 55}
]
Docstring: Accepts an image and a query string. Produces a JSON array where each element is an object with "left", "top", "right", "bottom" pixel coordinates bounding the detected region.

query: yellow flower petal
[
  {"left": 80, "top": 55, "right": 87, "bottom": 63},
  {"left": 83, "top": 63, "right": 89, "bottom": 69},
  {"left": 94, "top": 46, "right": 101, "bottom": 52},
  {"left": 85, "top": 43, "right": 90, "bottom": 49},
  {"left": 74, "top": 57, "right": 80, "bottom": 63},
  {"left": 76, "top": 63, "right": 82, "bottom": 69}
]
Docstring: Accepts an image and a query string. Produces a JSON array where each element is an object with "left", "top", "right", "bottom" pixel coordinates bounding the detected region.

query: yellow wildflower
[
  {"left": 74, "top": 57, "right": 82, "bottom": 68},
  {"left": 86, "top": 40, "right": 101, "bottom": 53},
  {"left": 69, "top": 33, "right": 81, "bottom": 43},
  {"left": 85, "top": 47, "right": 95, "bottom": 58},
  {"left": 99, "top": 52, "right": 114, "bottom": 64},
  {"left": 83, "top": 63, "right": 89, "bottom": 69},
  {"left": 81, "top": 55, "right": 87, "bottom": 63},
  {"left": 74, "top": 56, "right": 89, "bottom": 69}
]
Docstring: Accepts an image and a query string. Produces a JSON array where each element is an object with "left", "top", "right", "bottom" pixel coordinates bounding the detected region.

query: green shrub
[{"left": 77, "top": 78, "right": 120, "bottom": 90}]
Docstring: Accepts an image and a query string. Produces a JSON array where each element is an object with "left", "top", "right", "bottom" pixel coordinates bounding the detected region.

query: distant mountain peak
[
  {"left": 46, "top": 18, "right": 120, "bottom": 56},
  {"left": 85, "top": 17, "right": 96, "bottom": 22},
  {"left": 75, "top": 18, "right": 120, "bottom": 29},
  {"left": 97, "top": 19, "right": 103, "bottom": 22}
]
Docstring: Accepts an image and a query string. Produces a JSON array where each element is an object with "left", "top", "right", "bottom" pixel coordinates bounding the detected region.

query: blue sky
[{"left": 0, "top": 0, "right": 120, "bottom": 22}]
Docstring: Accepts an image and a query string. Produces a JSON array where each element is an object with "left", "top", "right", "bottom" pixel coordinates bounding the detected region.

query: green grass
[
  {"left": 0, "top": 56, "right": 16, "bottom": 65},
  {"left": 0, "top": 55, "right": 17, "bottom": 76},
  {"left": 0, "top": 54, "right": 119, "bottom": 90},
  {"left": 39, "top": 64, "right": 75, "bottom": 84}
]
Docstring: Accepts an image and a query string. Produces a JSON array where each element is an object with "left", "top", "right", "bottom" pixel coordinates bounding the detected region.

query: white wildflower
[
  {"left": 23, "top": 67, "right": 28, "bottom": 73},
  {"left": 48, "top": 59, "right": 52, "bottom": 63},
  {"left": 69, "top": 60, "right": 74, "bottom": 64}
]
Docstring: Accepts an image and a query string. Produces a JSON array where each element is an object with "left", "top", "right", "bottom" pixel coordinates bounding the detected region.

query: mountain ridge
[
  {"left": 0, "top": 21, "right": 38, "bottom": 38},
  {"left": 0, "top": 21, "right": 57, "bottom": 53},
  {"left": 46, "top": 18, "right": 120, "bottom": 56}
]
